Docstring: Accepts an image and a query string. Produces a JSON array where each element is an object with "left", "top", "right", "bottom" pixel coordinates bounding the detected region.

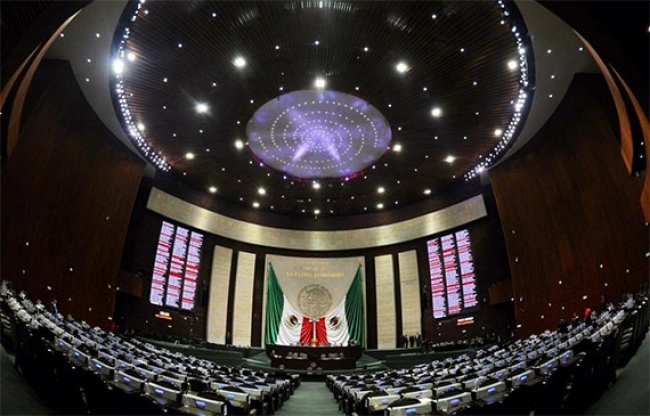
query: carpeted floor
[
  {"left": 0, "top": 347, "right": 56, "bottom": 415},
  {"left": 584, "top": 335, "right": 650, "bottom": 415},
  {"left": 275, "top": 382, "right": 340, "bottom": 416}
]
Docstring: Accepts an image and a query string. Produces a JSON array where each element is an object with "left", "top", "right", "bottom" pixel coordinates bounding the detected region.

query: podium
[{"left": 266, "top": 343, "right": 362, "bottom": 370}]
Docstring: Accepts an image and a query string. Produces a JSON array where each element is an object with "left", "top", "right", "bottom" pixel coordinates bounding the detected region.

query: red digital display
[
  {"left": 150, "top": 221, "right": 203, "bottom": 311},
  {"left": 427, "top": 239, "right": 447, "bottom": 318},
  {"left": 427, "top": 229, "right": 479, "bottom": 318}
]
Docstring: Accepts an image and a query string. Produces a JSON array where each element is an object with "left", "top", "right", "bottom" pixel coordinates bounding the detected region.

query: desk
[{"left": 266, "top": 344, "right": 361, "bottom": 370}]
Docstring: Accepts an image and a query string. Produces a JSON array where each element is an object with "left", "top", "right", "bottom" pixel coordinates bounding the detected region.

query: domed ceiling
[{"left": 111, "top": 0, "right": 532, "bottom": 216}]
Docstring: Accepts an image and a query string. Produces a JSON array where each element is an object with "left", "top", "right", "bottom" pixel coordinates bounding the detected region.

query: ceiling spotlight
[
  {"left": 258, "top": 187, "right": 266, "bottom": 195},
  {"left": 445, "top": 155, "right": 456, "bottom": 163},
  {"left": 312, "top": 182, "right": 321, "bottom": 189},
  {"left": 314, "top": 77, "right": 326, "bottom": 89},
  {"left": 137, "top": 123, "right": 145, "bottom": 131},
  {"left": 378, "top": 187, "right": 385, "bottom": 194},
  {"left": 494, "top": 129, "right": 503, "bottom": 137},
  {"left": 507, "top": 60, "right": 518, "bottom": 70},
  {"left": 233, "top": 56, "right": 246, "bottom": 68},
  {"left": 195, "top": 103, "right": 208, "bottom": 113},
  {"left": 252, "top": 202, "right": 260, "bottom": 208},
  {"left": 431, "top": 107, "right": 442, "bottom": 117},
  {"left": 113, "top": 59, "right": 124, "bottom": 74},
  {"left": 393, "top": 143, "right": 402, "bottom": 152},
  {"left": 235, "top": 139, "right": 244, "bottom": 149},
  {"left": 126, "top": 52, "right": 136, "bottom": 61},
  {"left": 377, "top": 203, "right": 384, "bottom": 209},
  {"left": 314, "top": 209, "right": 320, "bottom": 215},
  {"left": 185, "top": 152, "right": 195, "bottom": 160},
  {"left": 396, "top": 62, "right": 409, "bottom": 73},
  {"left": 208, "top": 187, "right": 217, "bottom": 193},
  {"left": 424, "top": 189, "right": 432, "bottom": 195}
]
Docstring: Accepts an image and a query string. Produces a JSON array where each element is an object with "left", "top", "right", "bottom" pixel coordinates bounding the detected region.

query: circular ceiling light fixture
[{"left": 247, "top": 89, "right": 392, "bottom": 179}]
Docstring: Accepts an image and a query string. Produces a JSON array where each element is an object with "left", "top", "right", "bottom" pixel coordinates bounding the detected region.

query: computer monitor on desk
[
  {"left": 473, "top": 380, "right": 506, "bottom": 402},
  {"left": 219, "top": 387, "right": 249, "bottom": 408},
  {"left": 114, "top": 369, "right": 146, "bottom": 392},
  {"left": 536, "top": 356, "right": 559, "bottom": 376},
  {"left": 70, "top": 348, "right": 90, "bottom": 368},
  {"left": 559, "top": 350, "right": 575, "bottom": 366},
  {"left": 507, "top": 368, "right": 534, "bottom": 388},
  {"left": 365, "top": 392, "right": 401, "bottom": 413},
  {"left": 183, "top": 392, "right": 227, "bottom": 415},
  {"left": 160, "top": 373, "right": 187, "bottom": 389},
  {"left": 433, "top": 391, "right": 472, "bottom": 414},
  {"left": 387, "top": 398, "right": 434, "bottom": 416},
  {"left": 90, "top": 357, "right": 114, "bottom": 377},
  {"left": 145, "top": 381, "right": 181, "bottom": 403},
  {"left": 403, "top": 389, "right": 433, "bottom": 400}
]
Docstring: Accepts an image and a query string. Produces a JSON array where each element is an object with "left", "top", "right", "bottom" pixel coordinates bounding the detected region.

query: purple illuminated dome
[{"left": 246, "top": 90, "right": 392, "bottom": 179}]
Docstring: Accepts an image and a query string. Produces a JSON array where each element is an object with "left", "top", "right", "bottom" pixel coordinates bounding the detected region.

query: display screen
[
  {"left": 427, "top": 229, "right": 479, "bottom": 318},
  {"left": 150, "top": 221, "right": 203, "bottom": 311}
]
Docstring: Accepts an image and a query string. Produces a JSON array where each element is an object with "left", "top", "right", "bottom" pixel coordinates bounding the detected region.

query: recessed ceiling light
[
  {"left": 314, "top": 209, "right": 320, "bottom": 215},
  {"left": 235, "top": 139, "right": 244, "bottom": 149},
  {"left": 431, "top": 14, "right": 437, "bottom": 19},
  {"left": 96, "top": 33, "right": 101, "bottom": 38},
  {"left": 163, "top": 77, "right": 168, "bottom": 82},
  {"left": 252, "top": 202, "right": 260, "bottom": 208},
  {"left": 314, "top": 40, "right": 320, "bottom": 45},
  {"left": 396, "top": 62, "right": 409, "bottom": 73},
  {"left": 233, "top": 56, "right": 246, "bottom": 67},
  {"left": 209, "top": 187, "right": 217, "bottom": 193},
  {"left": 578, "top": 46, "right": 584, "bottom": 51},
  {"left": 507, "top": 60, "right": 518, "bottom": 70},
  {"left": 547, "top": 49, "right": 552, "bottom": 54},
  {"left": 445, "top": 155, "right": 456, "bottom": 163},
  {"left": 312, "top": 182, "right": 321, "bottom": 189},
  {"left": 314, "top": 77, "right": 326, "bottom": 88},
  {"left": 178, "top": 43, "right": 183, "bottom": 48},
  {"left": 363, "top": 46, "right": 369, "bottom": 52},
  {"left": 195, "top": 103, "right": 208, "bottom": 113},
  {"left": 275, "top": 45, "right": 280, "bottom": 50},
  {"left": 258, "top": 187, "right": 266, "bottom": 195},
  {"left": 126, "top": 52, "right": 136, "bottom": 61},
  {"left": 377, "top": 203, "right": 384, "bottom": 209},
  {"left": 494, "top": 129, "right": 503, "bottom": 137},
  {"left": 212, "top": 12, "right": 217, "bottom": 17},
  {"left": 378, "top": 187, "right": 385, "bottom": 194},
  {"left": 185, "top": 152, "right": 195, "bottom": 160},
  {"left": 424, "top": 189, "right": 432, "bottom": 195},
  {"left": 112, "top": 59, "right": 124, "bottom": 74},
  {"left": 431, "top": 107, "right": 442, "bottom": 117},
  {"left": 393, "top": 143, "right": 402, "bottom": 152},
  {"left": 137, "top": 123, "right": 145, "bottom": 131}
]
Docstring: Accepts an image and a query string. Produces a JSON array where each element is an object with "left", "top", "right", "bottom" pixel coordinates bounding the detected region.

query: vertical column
[
  {"left": 399, "top": 250, "right": 422, "bottom": 337},
  {"left": 206, "top": 246, "right": 233, "bottom": 344},
  {"left": 232, "top": 251, "right": 256, "bottom": 346},
  {"left": 375, "top": 254, "right": 396, "bottom": 349}
]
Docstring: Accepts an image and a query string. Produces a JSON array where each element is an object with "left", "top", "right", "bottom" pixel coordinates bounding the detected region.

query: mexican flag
[{"left": 264, "top": 263, "right": 364, "bottom": 347}]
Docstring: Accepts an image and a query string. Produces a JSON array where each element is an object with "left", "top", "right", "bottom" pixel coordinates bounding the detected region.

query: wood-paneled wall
[
  {"left": 1, "top": 60, "right": 145, "bottom": 330},
  {"left": 490, "top": 74, "right": 649, "bottom": 337}
]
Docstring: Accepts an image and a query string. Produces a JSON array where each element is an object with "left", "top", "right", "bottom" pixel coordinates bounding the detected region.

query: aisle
[{"left": 276, "top": 381, "right": 340, "bottom": 416}]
